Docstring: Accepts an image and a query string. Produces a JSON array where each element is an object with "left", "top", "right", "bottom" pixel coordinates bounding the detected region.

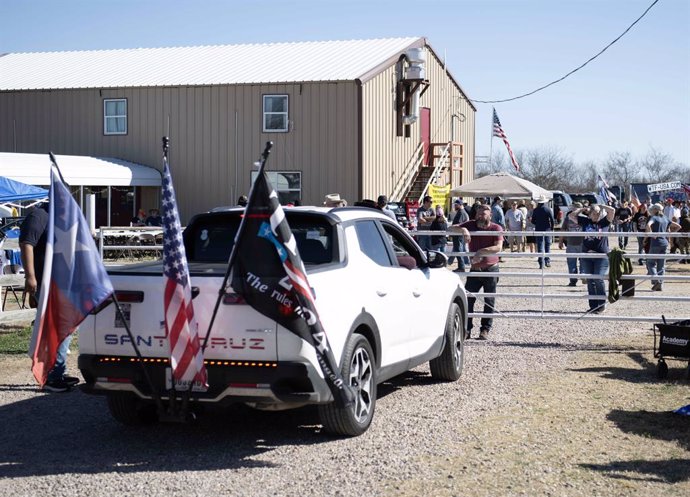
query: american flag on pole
[
  {"left": 161, "top": 154, "right": 207, "bottom": 388},
  {"left": 28, "top": 158, "right": 113, "bottom": 386},
  {"left": 492, "top": 108, "right": 520, "bottom": 172}
]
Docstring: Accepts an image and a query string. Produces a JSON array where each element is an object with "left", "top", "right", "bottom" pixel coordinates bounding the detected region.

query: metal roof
[
  {"left": 0, "top": 37, "right": 423, "bottom": 91},
  {"left": 0, "top": 153, "right": 162, "bottom": 186}
]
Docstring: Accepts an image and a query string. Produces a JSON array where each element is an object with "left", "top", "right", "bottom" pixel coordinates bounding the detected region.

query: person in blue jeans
[
  {"left": 20, "top": 203, "right": 79, "bottom": 393},
  {"left": 568, "top": 204, "right": 615, "bottom": 313},
  {"left": 558, "top": 201, "right": 583, "bottom": 286},
  {"left": 448, "top": 199, "right": 469, "bottom": 271},
  {"left": 530, "top": 196, "right": 555, "bottom": 269},
  {"left": 452, "top": 205, "right": 504, "bottom": 340},
  {"left": 645, "top": 203, "right": 681, "bottom": 291}
]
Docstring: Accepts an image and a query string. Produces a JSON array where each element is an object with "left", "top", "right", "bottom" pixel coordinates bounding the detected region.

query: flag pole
[
  {"left": 200, "top": 141, "right": 273, "bottom": 354},
  {"left": 489, "top": 108, "right": 495, "bottom": 171},
  {"left": 48, "top": 152, "right": 165, "bottom": 415}
]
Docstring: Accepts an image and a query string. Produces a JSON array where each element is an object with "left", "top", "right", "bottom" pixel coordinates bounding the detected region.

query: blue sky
[{"left": 2, "top": 0, "right": 688, "bottom": 167}]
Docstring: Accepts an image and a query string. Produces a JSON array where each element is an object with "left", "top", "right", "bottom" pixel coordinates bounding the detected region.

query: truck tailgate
[{"left": 86, "top": 267, "right": 278, "bottom": 362}]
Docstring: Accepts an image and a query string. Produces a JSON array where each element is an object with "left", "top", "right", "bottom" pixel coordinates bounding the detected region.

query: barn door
[{"left": 421, "top": 107, "right": 431, "bottom": 166}]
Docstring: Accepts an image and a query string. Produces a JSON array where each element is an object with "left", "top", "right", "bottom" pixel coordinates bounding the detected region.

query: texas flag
[{"left": 28, "top": 158, "right": 113, "bottom": 386}]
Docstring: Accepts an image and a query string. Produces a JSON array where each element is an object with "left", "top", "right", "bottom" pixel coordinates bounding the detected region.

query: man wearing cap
[
  {"left": 449, "top": 198, "right": 469, "bottom": 271},
  {"left": 530, "top": 195, "right": 555, "bottom": 268},
  {"left": 416, "top": 196, "right": 435, "bottom": 251},
  {"left": 376, "top": 195, "right": 397, "bottom": 221}
]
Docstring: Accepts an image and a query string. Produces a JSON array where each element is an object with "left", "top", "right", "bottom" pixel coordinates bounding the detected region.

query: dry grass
[{"left": 391, "top": 332, "right": 690, "bottom": 496}]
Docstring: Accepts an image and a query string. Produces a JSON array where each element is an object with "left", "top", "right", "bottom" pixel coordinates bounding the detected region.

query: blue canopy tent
[
  {"left": 0, "top": 176, "right": 48, "bottom": 203},
  {"left": 0, "top": 177, "right": 47, "bottom": 242}
]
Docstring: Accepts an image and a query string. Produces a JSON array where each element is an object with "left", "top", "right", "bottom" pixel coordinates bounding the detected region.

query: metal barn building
[{"left": 0, "top": 37, "right": 475, "bottom": 224}]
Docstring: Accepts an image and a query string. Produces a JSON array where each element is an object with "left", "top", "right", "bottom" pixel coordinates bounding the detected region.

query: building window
[
  {"left": 104, "top": 98, "right": 127, "bottom": 135},
  {"left": 263, "top": 95, "right": 288, "bottom": 132},
  {"left": 250, "top": 171, "right": 301, "bottom": 205}
]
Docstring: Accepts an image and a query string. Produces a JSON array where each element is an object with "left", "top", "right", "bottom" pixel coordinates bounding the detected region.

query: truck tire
[
  {"left": 318, "top": 334, "right": 376, "bottom": 437},
  {"left": 107, "top": 392, "right": 158, "bottom": 426},
  {"left": 429, "top": 302, "right": 465, "bottom": 381}
]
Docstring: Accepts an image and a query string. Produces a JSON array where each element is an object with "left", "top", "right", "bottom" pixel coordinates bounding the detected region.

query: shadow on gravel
[
  {"left": 0, "top": 389, "right": 331, "bottom": 478},
  {"left": 607, "top": 409, "right": 690, "bottom": 451},
  {"left": 568, "top": 351, "right": 688, "bottom": 384},
  {"left": 580, "top": 458, "right": 690, "bottom": 484},
  {"left": 377, "top": 370, "right": 436, "bottom": 399},
  {"left": 491, "top": 341, "right": 640, "bottom": 353}
]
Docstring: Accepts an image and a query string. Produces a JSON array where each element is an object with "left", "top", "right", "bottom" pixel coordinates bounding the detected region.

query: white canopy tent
[
  {"left": 0, "top": 152, "right": 161, "bottom": 186},
  {"left": 450, "top": 172, "right": 552, "bottom": 200},
  {"left": 0, "top": 152, "right": 162, "bottom": 226}
]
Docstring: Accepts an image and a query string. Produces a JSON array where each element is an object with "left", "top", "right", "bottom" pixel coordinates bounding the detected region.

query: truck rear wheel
[
  {"left": 107, "top": 392, "right": 158, "bottom": 426},
  {"left": 318, "top": 334, "right": 376, "bottom": 437}
]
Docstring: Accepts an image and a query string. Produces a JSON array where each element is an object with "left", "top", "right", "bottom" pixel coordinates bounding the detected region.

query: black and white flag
[{"left": 230, "top": 171, "right": 354, "bottom": 408}]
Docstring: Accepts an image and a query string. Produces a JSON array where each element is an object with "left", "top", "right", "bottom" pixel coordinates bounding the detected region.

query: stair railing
[
  {"left": 390, "top": 142, "right": 424, "bottom": 201},
  {"left": 417, "top": 141, "right": 451, "bottom": 203}
]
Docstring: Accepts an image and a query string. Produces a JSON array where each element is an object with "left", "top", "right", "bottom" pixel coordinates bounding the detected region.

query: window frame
[
  {"left": 103, "top": 98, "right": 128, "bottom": 136},
  {"left": 250, "top": 170, "right": 301, "bottom": 204},
  {"left": 262, "top": 94, "right": 289, "bottom": 133}
]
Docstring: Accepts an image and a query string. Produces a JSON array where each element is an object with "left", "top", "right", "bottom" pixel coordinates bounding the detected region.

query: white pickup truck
[{"left": 78, "top": 206, "right": 467, "bottom": 436}]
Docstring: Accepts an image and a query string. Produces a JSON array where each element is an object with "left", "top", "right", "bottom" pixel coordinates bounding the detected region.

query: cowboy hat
[
  {"left": 533, "top": 194, "right": 550, "bottom": 203},
  {"left": 324, "top": 193, "right": 346, "bottom": 206}
]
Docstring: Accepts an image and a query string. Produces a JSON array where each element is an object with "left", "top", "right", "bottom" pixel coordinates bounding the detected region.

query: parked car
[
  {"left": 78, "top": 206, "right": 467, "bottom": 436},
  {"left": 568, "top": 192, "right": 607, "bottom": 207},
  {"left": 551, "top": 191, "right": 573, "bottom": 229}
]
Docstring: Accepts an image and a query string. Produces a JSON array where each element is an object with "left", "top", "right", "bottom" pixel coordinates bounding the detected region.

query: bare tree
[
  {"left": 566, "top": 161, "right": 600, "bottom": 192},
  {"left": 640, "top": 147, "right": 678, "bottom": 183},
  {"left": 476, "top": 151, "right": 510, "bottom": 177},
  {"left": 603, "top": 152, "right": 638, "bottom": 192},
  {"left": 518, "top": 147, "right": 573, "bottom": 190}
]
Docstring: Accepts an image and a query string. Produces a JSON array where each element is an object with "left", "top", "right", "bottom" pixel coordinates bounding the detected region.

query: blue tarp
[{"left": 0, "top": 176, "right": 48, "bottom": 202}]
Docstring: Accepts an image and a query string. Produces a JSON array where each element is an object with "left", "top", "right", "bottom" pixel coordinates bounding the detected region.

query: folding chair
[{"left": 2, "top": 264, "right": 27, "bottom": 311}]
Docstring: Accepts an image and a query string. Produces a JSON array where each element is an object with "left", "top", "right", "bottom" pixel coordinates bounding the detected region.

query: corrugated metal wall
[
  {"left": 0, "top": 82, "right": 360, "bottom": 221},
  {"left": 361, "top": 46, "right": 475, "bottom": 201}
]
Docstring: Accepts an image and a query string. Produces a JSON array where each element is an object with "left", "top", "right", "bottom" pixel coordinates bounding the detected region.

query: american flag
[
  {"left": 682, "top": 183, "right": 690, "bottom": 196},
  {"left": 492, "top": 109, "right": 520, "bottom": 171},
  {"left": 161, "top": 155, "right": 207, "bottom": 387}
]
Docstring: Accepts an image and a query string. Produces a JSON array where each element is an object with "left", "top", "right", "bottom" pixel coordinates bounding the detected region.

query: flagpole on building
[{"left": 200, "top": 141, "right": 273, "bottom": 354}]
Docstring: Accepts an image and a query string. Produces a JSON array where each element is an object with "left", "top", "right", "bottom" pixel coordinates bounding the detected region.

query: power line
[{"left": 471, "top": 0, "right": 661, "bottom": 104}]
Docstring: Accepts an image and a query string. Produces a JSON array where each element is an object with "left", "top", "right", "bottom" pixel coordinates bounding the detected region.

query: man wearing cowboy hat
[
  {"left": 323, "top": 193, "right": 347, "bottom": 208},
  {"left": 529, "top": 194, "right": 554, "bottom": 269}
]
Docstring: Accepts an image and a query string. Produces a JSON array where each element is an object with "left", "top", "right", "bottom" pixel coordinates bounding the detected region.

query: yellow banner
[{"left": 427, "top": 184, "right": 451, "bottom": 208}]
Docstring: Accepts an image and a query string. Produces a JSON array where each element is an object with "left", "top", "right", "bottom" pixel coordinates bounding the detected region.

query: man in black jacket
[{"left": 530, "top": 196, "right": 555, "bottom": 269}]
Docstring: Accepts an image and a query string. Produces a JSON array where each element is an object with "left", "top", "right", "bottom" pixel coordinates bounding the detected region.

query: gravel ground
[{"left": 0, "top": 250, "right": 688, "bottom": 496}]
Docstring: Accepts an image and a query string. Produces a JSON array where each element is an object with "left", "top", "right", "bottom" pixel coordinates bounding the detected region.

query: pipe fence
[{"left": 415, "top": 228, "right": 690, "bottom": 323}]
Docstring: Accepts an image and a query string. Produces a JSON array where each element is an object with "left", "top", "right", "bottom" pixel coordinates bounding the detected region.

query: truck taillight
[{"left": 222, "top": 293, "right": 246, "bottom": 305}]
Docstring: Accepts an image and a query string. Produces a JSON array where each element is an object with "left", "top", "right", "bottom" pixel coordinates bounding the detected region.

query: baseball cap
[{"left": 454, "top": 198, "right": 463, "bottom": 205}]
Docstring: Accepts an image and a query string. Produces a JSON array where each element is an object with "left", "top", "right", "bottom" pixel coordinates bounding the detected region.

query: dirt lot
[
  {"left": 0, "top": 248, "right": 688, "bottom": 496},
  {"left": 392, "top": 332, "right": 690, "bottom": 496}
]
